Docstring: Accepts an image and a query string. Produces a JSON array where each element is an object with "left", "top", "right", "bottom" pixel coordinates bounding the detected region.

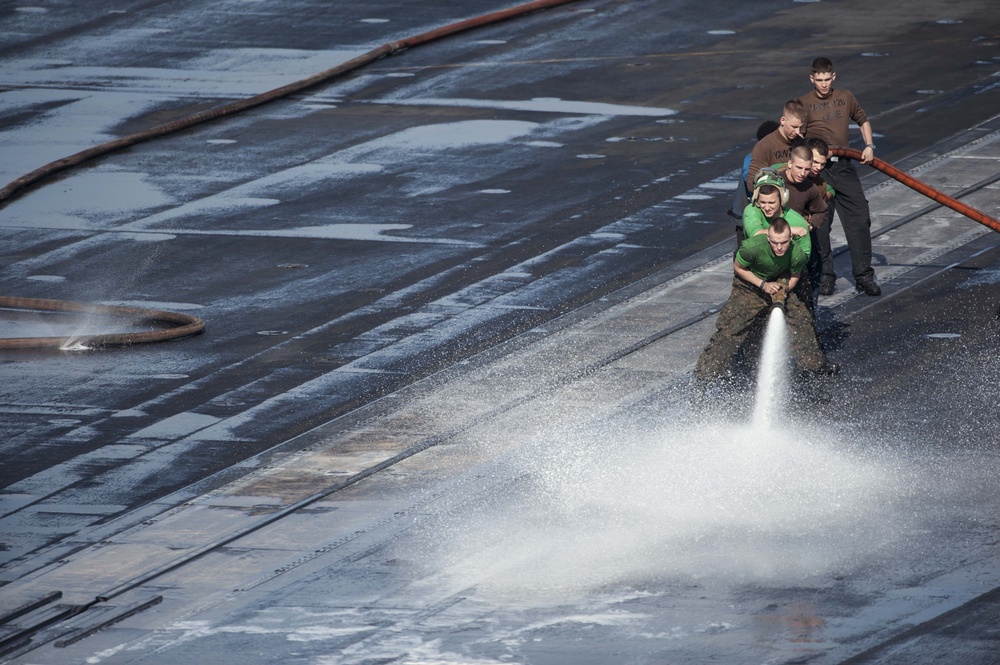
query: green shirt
[
  {"left": 736, "top": 233, "right": 807, "bottom": 281},
  {"left": 742, "top": 204, "right": 812, "bottom": 257}
]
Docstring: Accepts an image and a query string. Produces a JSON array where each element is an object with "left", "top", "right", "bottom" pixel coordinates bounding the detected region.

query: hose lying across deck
[
  {"left": 0, "top": 0, "right": 583, "bottom": 207},
  {"left": 0, "top": 296, "right": 204, "bottom": 349}
]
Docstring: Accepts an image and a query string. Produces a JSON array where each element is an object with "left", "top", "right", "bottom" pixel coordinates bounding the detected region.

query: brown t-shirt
[
  {"left": 782, "top": 171, "right": 828, "bottom": 227},
  {"left": 799, "top": 88, "right": 869, "bottom": 148},
  {"left": 809, "top": 173, "right": 834, "bottom": 199},
  {"left": 747, "top": 130, "right": 792, "bottom": 191}
]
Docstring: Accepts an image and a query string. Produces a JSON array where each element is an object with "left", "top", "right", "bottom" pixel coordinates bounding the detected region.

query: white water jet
[{"left": 752, "top": 307, "right": 790, "bottom": 428}]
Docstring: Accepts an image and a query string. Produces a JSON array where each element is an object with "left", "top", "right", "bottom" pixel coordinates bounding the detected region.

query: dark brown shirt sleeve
[{"left": 747, "top": 131, "right": 790, "bottom": 190}]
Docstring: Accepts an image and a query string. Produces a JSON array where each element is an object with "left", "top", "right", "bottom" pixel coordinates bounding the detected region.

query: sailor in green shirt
[
  {"left": 742, "top": 168, "right": 812, "bottom": 257},
  {"left": 694, "top": 218, "right": 835, "bottom": 383},
  {"left": 743, "top": 168, "right": 817, "bottom": 312}
]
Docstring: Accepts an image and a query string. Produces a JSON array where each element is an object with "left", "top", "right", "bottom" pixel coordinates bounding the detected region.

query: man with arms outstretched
[{"left": 695, "top": 218, "right": 834, "bottom": 383}]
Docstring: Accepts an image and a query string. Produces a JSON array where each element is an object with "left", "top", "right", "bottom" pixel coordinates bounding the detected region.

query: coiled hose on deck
[{"left": 0, "top": 296, "right": 204, "bottom": 349}]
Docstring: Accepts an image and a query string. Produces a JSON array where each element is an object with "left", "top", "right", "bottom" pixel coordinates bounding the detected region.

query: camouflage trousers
[{"left": 695, "top": 275, "right": 826, "bottom": 380}]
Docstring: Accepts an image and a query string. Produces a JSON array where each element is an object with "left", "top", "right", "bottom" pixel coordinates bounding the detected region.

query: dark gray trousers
[{"left": 821, "top": 158, "right": 874, "bottom": 281}]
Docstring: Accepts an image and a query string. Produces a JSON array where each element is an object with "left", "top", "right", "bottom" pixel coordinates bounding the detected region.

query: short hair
[
  {"left": 789, "top": 144, "right": 813, "bottom": 162},
  {"left": 757, "top": 184, "right": 782, "bottom": 198},
  {"left": 756, "top": 120, "right": 780, "bottom": 141},
  {"left": 782, "top": 99, "right": 807, "bottom": 121},
  {"left": 811, "top": 57, "right": 834, "bottom": 74},
  {"left": 768, "top": 217, "right": 791, "bottom": 236},
  {"left": 806, "top": 137, "right": 829, "bottom": 157}
]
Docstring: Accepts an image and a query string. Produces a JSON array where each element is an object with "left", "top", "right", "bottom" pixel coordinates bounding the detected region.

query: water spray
[{"left": 752, "top": 307, "right": 789, "bottom": 427}]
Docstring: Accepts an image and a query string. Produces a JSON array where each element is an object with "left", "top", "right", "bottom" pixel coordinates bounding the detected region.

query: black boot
[
  {"left": 819, "top": 276, "right": 836, "bottom": 296},
  {"left": 855, "top": 274, "right": 881, "bottom": 296}
]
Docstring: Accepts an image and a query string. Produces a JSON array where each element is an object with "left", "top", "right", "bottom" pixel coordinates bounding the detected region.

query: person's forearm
[
  {"left": 734, "top": 262, "right": 763, "bottom": 288},
  {"left": 860, "top": 121, "right": 874, "bottom": 146},
  {"left": 860, "top": 122, "right": 875, "bottom": 164}
]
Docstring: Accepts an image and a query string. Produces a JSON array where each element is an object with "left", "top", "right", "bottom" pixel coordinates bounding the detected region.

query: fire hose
[
  {"left": 0, "top": 0, "right": 582, "bottom": 207},
  {"left": 0, "top": 296, "right": 204, "bottom": 349},
  {"left": 829, "top": 146, "right": 1000, "bottom": 233},
  {"left": 0, "top": 0, "right": 583, "bottom": 350}
]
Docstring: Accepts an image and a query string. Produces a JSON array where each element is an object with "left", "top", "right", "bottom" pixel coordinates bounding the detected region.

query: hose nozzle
[{"left": 770, "top": 280, "right": 789, "bottom": 312}]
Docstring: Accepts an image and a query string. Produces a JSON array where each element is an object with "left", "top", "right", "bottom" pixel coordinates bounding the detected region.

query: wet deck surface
[{"left": 2, "top": 1, "right": 1000, "bottom": 663}]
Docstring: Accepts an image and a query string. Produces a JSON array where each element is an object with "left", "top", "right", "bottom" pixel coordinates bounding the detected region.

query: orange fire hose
[
  {"left": 0, "top": 0, "right": 583, "bottom": 207},
  {"left": 830, "top": 147, "right": 1000, "bottom": 234},
  {"left": 0, "top": 296, "right": 204, "bottom": 349}
]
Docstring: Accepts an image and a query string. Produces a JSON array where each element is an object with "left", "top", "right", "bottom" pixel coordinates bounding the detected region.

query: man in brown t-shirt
[
  {"left": 799, "top": 57, "right": 881, "bottom": 296},
  {"left": 779, "top": 144, "right": 828, "bottom": 229},
  {"left": 805, "top": 138, "right": 837, "bottom": 295},
  {"left": 774, "top": 144, "right": 828, "bottom": 312},
  {"left": 746, "top": 99, "right": 807, "bottom": 192}
]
